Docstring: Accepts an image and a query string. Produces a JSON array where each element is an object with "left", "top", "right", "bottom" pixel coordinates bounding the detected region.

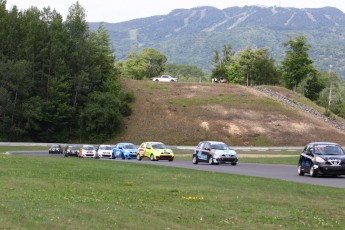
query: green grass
[{"left": 1, "top": 155, "right": 344, "bottom": 229}]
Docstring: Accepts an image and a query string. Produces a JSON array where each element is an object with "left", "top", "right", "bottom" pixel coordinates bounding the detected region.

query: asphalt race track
[{"left": 7, "top": 151, "right": 345, "bottom": 189}]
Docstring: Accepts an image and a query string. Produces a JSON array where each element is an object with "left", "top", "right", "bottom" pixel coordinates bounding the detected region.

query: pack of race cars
[{"left": 51, "top": 141, "right": 345, "bottom": 177}]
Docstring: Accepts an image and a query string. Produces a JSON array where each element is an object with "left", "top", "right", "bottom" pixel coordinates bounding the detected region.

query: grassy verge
[{"left": 1, "top": 155, "right": 344, "bottom": 229}]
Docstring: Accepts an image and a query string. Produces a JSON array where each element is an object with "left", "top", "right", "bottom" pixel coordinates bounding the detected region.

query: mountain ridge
[{"left": 89, "top": 5, "right": 345, "bottom": 75}]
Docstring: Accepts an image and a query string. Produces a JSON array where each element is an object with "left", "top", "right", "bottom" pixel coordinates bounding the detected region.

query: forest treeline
[{"left": 0, "top": 1, "right": 133, "bottom": 142}]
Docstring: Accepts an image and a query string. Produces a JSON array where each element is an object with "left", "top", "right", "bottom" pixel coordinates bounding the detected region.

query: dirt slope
[{"left": 110, "top": 80, "right": 345, "bottom": 146}]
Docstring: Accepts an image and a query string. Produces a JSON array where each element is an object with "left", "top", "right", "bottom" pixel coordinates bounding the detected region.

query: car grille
[
  {"left": 326, "top": 159, "right": 344, "bottom": 166},
  {"left": 158, "top": 155, "right": 173, "bottom": 160}
]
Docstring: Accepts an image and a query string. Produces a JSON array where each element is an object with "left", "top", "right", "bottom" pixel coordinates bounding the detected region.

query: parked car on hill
[
  {"left": 112, "top": 142, "right": 138, "bottom": 159},
  {"left": 152, "top": 75, "right": 178, "bottom": 82},
  {"left": 64, "top": 145, "right": 79, "bottom": 157},
  {"left": 136, "top": 142, "right": 174, "bottom": 161},
  {"left": 49, "top": 144, "right": 63, "bottom": 154},
  {"left": 298, "top": 142, "right": 345, "bottom": 177},
  {"left": 78, "top": 145, "right": 98, "bottom": 158},
  {"left": 97, "top": 145, "right": 113, "bottom": 158},
  {"left": 192, "top": 141, "right": 238, "bottom": 165}
]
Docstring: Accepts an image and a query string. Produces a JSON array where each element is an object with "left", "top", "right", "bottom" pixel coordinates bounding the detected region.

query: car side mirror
[{"left": 204, "top": 147, "right": 210, "bottom": 151}]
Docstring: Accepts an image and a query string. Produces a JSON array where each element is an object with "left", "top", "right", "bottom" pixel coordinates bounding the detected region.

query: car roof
[
  {"left": 116, "top": 142, "right": 135, "bottom": 145},
  {"left": 308, "top": 142, "right": 340, "bottom": 146},
  {"left": 201, "top": 141, "right": 226, "bottom": 144}
]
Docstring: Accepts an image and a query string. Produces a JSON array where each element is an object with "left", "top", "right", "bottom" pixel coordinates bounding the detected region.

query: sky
[{"left": 5, "top": 0, "right": 345, "bottom": 23}]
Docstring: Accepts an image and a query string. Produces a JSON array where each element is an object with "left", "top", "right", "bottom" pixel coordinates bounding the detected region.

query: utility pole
[{"left": 327, "top": 65, "right": 333, "bottom": 114}]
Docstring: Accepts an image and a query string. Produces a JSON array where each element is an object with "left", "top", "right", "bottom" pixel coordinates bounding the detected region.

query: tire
[
  {"left": 150, "top": 154, "right": 155, "bottom": 161},
  {"left": 298, "top": 164, "right": 304, "bottom": 176},
  {"left": 192, "top": 155, "right": 198, "bottom": 164},
  {"left": 231, "top": 162, "right": 237, "bottom": 166},
  {"left": 122, "top": 152, "right": 125, "bottom": 160},
  {"left": 168, "top": 158, "right": 173, "bottom": 162},
  {"left": 137, "top": 154, "right": 142, "bottom": 161},
  {"left": 155, "top": 79, "right": 159, "bottom": 82},
  {"left": 309, "top": 165, "right": 317, "bottom": 177},
  {"left": 208, "top": 156, "right": 214, "bottom": 165},
  {"left": 111, "top": 154, "right": 116, "bottom": 159}
]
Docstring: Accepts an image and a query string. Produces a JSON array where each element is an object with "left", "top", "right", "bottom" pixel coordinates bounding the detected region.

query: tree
[
  {"left": 165, "top": 63, "right": 206, "bottom": 82},
  {"left": 301, "top": 72, "right": 326, "bottom": 101},
  {"left": 139, "top": 48, "right": 167, "bottom": 79},
  {"left": 123, "top": 48, "right": 167, "bottom": 80},
  {"left": 211, "top": 44, "right": 234, "bottom": 81},
  {"left": 281, "top": 35, "right": 316, "bottom": 90}
]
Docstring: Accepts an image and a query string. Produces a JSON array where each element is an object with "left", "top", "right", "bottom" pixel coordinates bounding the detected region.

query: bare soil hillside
[{"left": 110, "top": 80, "right": 345, "bottom": 146}]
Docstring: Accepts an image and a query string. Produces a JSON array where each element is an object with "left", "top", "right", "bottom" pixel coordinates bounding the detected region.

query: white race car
[{"left": 97, "top": 145, "right": 113, "bottom": 158}]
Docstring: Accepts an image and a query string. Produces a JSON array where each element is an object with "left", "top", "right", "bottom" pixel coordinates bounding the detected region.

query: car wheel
[
  {"left": 137, "top": 154, "right": 142, "bottom": 161},
  {"left": 208, "top": 156, "right": 214, "bottom": 165},
  {"left": 192, "top": 155, "right": 198, "bottom": 164},
  {"left": 122, "top": 153, "right": 125, "bottom": 160},
  {"left": 309, "top": 165, "right": 317, "bottom": 177},
  {"left": 150, "top": 154, "right": 155, "bottom": 161},
  {"left": 231, "top": 162, "right": 237, "bottom": 166},
  {"left": 155, "top": 79, "right": 159, "bottom": 82},
  {"left": 298, "top": 164, "right": 304, "bottom": 176}
]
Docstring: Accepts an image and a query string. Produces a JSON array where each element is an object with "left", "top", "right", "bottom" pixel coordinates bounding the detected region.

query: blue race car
[{"left": 112, "top": 142, "right": 138, "bottom": 159}]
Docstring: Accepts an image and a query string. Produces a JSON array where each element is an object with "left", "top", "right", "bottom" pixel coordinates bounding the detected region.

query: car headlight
[{"left": 314, "top": 157, "right": 325, "bottom": 163}]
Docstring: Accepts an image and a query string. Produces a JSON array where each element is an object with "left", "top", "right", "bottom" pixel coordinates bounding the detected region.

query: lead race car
[{"left": 298, "top": 142, "right": 345, "bottom": 177}]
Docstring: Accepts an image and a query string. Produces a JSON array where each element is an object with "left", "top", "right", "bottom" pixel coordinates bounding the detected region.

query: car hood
[
  {"left": 214, "top": 149, "right": 237, "bottom": 156},
  {"left": 124, "top": 148, "right": 138, "bottom": 152},
  {"left": 155, "top": 149, "right": 173, "bottom": 153},
  {"left": 318, "top": 155, "right": 345, "bottom": 160}
]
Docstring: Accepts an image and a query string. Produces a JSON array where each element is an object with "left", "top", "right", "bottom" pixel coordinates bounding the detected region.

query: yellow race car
[{"left": 136, "top": 142, "right": 174, "bottom": 161}]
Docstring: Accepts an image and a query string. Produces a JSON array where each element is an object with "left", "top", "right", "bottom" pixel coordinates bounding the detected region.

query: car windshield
[
  {"left": 51, "top": 145, "right": 59, "bottom": 148},
  {"left": 314, "top": 144, "right": 344, "bottom": 155},
  {"left": 84, "top": 146, "right": 94, "bottom": 150},
  {"left": 124, "top": 144, "right": 136, "bottom": 149},
  {"left": 211, "top": 143, "right": 229, "bottom": 150},
  {"left": 100, "top": 146, "right": 112, "bottom": 150},
  {"left": 69, "top": 146, "right": 78, "bottom": 150},
  {"left": 152, "top": 143, "right": 166, "bottom": 149}
]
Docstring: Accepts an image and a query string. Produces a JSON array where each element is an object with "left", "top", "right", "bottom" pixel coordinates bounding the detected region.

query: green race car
[{"left": 136, "top": 142, "right": 174, "bottom": 161}]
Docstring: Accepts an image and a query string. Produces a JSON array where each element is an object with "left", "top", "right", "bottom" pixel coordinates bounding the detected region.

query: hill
[
  {"left": 89, "top": 5, "right": 345, "bottom": 76},
  {"left": 109, "top": 80, "right": 345, "bottom": 146}
]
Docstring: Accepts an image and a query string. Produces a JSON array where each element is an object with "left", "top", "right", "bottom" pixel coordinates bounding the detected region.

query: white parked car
[
  {"left": 152, "top": 75, "right": 178, "bottom": 82},
  {"left": 97, "top": 145, "right": 113, "bottom": 158}
]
